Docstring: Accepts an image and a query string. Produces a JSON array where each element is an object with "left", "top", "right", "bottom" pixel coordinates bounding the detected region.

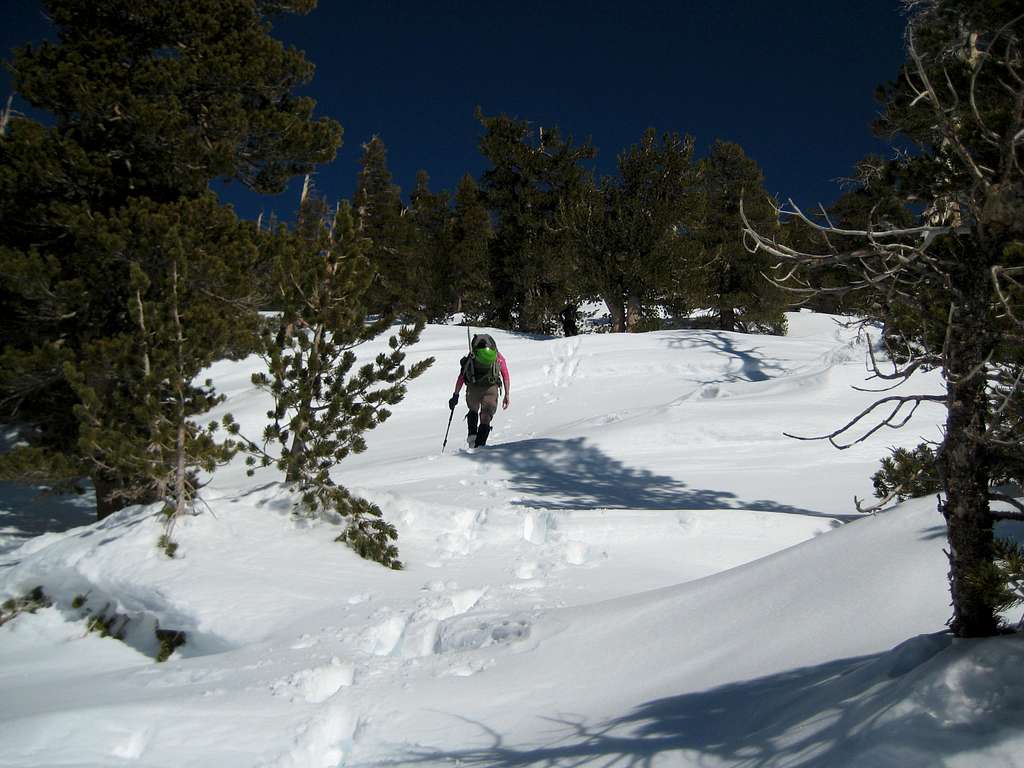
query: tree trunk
[
  {"left": 625, "top": 295, "right": 642, "bottom": 332},
  {"left": 93, "top": 474, "right": 119, "bottom": 521},
  {"left": 93, "top": 473, "right": 158, "bottom": 521},
  {"left": 285, "top": 428, "right": 306, "bottom": 484},
  {"left": 603, "top": 295, "right": 625, "bottom": 333},
  {"left": 941, "top": 267, "right": 997, "bottom": 637},
  {"left": 174, "top": 422, "right": 188, "bottom": 518},
  {"left": 559, "top": 304, "right": 579, "bottom": 337},
  {"left": 719, "top": 304, "right": 736, "bottom": 332},
  {"left": 171, "top": 260, "right": 189, "bottom": 519}
]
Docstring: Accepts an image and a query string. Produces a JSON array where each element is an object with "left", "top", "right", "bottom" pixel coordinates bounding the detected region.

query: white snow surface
[{"left": 1, "top": 312, "right": 1022, "bottom": 767}]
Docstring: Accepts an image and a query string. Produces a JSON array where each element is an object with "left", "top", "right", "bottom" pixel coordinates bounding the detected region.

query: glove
[{"left": 448, "top": 394, "right": 459, "bottom": 410}]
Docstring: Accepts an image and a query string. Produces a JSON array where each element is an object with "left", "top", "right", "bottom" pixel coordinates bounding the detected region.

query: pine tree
[
  {"left": 694, "top": 140, "right": 788, "bottom": 334},
  {"left": 407, "top": 170, "right": 453, "bottom": 321},
  {"left": 63, "top": 195, "right": 260, "bottom": 548},
  {"left": 476, "top": 110, "right": 596, "bottom": 334},
  {"left": 248, "top": 189, "right": 433, "bottom": 567},
  {"left": 449, "top": 174, "right": 494, "bottom": 321},
  {"left": 0, "top": 0, "right": 341, "bottom": 518},
  {"left": 352, "top": 135, "right": 412, "bottom": 315},
  {"left": 564, "top": 128, "right": 698, "bottom": 332},
  {"left": 776, "top": 164, "right": 913, "bottom": 317},
  {"left": 742, "top": 0, "right": 1024, "bottom": 636}
]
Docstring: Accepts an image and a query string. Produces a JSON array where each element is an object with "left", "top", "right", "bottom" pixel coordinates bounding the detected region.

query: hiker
[{"left": 448, "top": 333, "right": 510, "bottom": 448}]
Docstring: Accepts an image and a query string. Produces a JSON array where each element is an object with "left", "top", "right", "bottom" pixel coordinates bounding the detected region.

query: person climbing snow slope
[{"left": 448, "top": 333, "right": 510, "bottom": 448}]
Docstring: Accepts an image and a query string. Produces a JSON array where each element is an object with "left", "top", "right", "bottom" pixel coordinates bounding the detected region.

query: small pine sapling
[
  {"left": 157, "top": 533, "right": 180, "bottom": 559},
  {"left": 245, "top": 185, "right": 433, "bottom": 567},
  {"left": 965, "top": 538, "right": 1024, "bottom": 625},
  {"left": 82, "top": 601, "right": 129, "bottom": 641},
  {"left": 865, "top": 443, "right": 942, "bottom": 510},
  {"left": 0, "top": 586, "right": 50, "bottom": 627},
  {"left": 155, "top": 626, "right": 187, "bottom": 662},
  {"left": 992, "top": 540, "right": 1024, "bottom": 620}
]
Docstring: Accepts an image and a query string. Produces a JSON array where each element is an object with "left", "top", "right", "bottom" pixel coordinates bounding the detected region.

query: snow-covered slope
[{"left": 1, "top": 312, "right": 1020, "bottom": 767}]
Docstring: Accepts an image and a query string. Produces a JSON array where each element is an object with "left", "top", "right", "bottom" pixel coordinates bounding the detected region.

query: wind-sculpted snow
[{"left": 1, "top": 313, "right": 1019, "bottom": 767}]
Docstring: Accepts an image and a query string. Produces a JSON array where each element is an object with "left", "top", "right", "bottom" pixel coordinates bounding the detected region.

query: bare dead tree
[{"left": 741, "top": 1, "right": 1024, "bottom": 637}]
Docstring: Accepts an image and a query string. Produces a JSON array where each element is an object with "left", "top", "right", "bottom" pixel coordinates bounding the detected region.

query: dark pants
[{"left": 466, "top": 384, "right": 500, "bottom": 426}]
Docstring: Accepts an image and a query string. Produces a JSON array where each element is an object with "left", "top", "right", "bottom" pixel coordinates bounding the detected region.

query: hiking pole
[{"left": 441, "top": 402, "right": 456, "bottom": 453}]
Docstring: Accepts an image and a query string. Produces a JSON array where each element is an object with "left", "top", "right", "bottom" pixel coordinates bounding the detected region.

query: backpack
[{"left": 461, "top": 334, "right": 502, "bottom": 388}]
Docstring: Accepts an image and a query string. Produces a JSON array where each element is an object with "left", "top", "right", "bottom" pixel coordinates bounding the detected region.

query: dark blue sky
[{"left": 2, "top": 0, "right": 909, "bottom": 222}]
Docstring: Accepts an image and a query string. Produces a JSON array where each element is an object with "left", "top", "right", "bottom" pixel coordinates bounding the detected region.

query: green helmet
[
  {"left": 471, "top": 334, "right": 498, "bottom": 367},
  {"left": 474, "top": 347, "right": 497, "bottom": 366}
]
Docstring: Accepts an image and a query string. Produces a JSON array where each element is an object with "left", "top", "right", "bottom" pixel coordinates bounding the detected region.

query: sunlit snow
[{"left": 1, "top": 312, "right": 1021, "bottom": 767}]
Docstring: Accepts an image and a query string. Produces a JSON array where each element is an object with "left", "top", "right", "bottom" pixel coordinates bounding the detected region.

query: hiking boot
[
  {"left": 466, "top": 410, "right": 478, "bottom": 437},
  {"left": 473, "top": 424, "right": 491, "bottom": 448}
]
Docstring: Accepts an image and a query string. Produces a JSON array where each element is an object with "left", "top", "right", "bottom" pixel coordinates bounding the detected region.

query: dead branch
[
  {"left": 990, "top": 492, "right": 1024, "bottom": 521},
  {"left": 854, "top": 485, "right": 905, "bottom": 514},
  {"left": 783, "top": 198, "right": 948, "bottom": 240},
  {"left": 860, "top": 332, "right": 940, "bottom": 385},
  {"left": 992, "top": 265, "right": 1024, "bottom": 328},
  {"left": 908, "top": 26, "right": 990, "bottom": 185},
  {"left": 783, "top": 394, "right": 945, "bottom": 449}
]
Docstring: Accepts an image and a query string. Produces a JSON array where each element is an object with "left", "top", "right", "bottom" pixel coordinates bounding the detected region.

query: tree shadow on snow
[
  {"left": 665, "top": 332, "right": 789, "bottom": 384},
  {"left": 466, "top": 438, "right": 833, "bottom": 518},
  {"left": 382, "top": 633, "right": 1012, "bottom": 768}
]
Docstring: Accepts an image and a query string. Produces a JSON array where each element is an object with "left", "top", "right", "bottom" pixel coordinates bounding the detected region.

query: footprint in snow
[
  {"left": 514, "top": 560, "right": 540, "bottom": 579},
  {"left": 290, "top": 634, "right": 318, "bottom": 650},
  {"left": 359, "top": 615, "right": 408, "bottom": 656},
  {"left": 440, "top": 657, "right": 495, "bottom": 678},
  {"left": 433, "top": 612, "right": 531, "bottom": 654},
  {"left": 359, "top": 588, "right": 488, "bottom": 660},
  {"left": 422, "top": 579, "right": 457, "bottom": 593},
  {"left": 264, "top": 703, "right": 356, "bottom": 768},
  {"left": 270, "top": 658, "right": 354, "bottom": 704},
  {"left": 110, "top": 727, "right": 152, "bottom": 760},
  {"left": 509, "top": 579, "right": 546, "bottom": 592},
  {"left": 563, "top": 540, "right": 590, "bottom": 566}
]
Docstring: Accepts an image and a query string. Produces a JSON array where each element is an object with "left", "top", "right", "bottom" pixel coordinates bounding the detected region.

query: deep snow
[{"left": 0, "top": 312, "right": 1021, "bottom": 767}]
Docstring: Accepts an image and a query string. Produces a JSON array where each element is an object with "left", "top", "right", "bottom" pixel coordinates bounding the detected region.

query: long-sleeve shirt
[{"left": 454, "top": 352, "right": 510, "bottom": 394}]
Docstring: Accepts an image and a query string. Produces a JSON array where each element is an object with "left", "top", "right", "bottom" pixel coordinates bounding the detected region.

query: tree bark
[
  {"left": 603, "top": 295, "right": 625, "bottom": 333},
  {"left": 174, "top": 421, "right": 187, "bottom": 518},
  {"left": 719, "top": 304, "right": 736, "bottom": 332},
  {"left": 285, "top": 429, "right": 306, "bottom": 484},
  {"left": 941, "top": 265, "right": 997, "bottom": 637},
  {"left": 559, "top": 304, "right": 579, "bottom": 337},
  {"left": 625, "top": 295, "right": 642, "bottom": 332},
  {"left": 93, "top": 474, "right": 119, "bottom": 521}
]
